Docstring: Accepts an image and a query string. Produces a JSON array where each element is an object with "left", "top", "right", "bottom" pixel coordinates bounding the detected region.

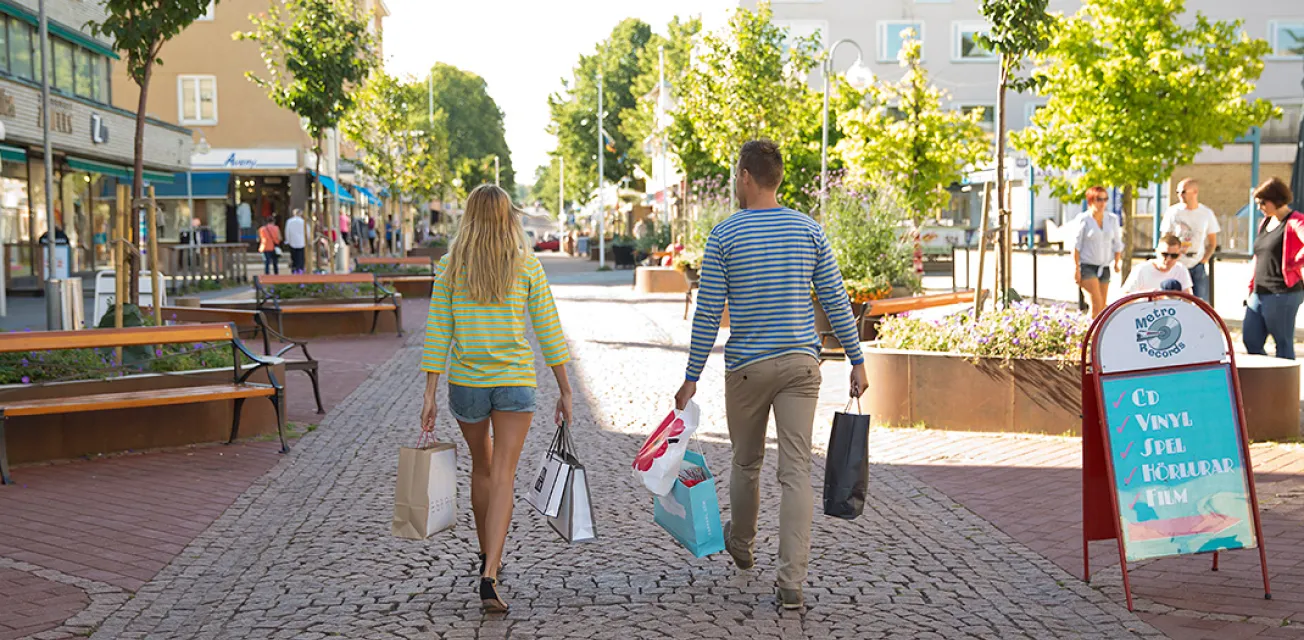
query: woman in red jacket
[{"left": 1245, "top": 177, "right": 1304, "bottom": 359}]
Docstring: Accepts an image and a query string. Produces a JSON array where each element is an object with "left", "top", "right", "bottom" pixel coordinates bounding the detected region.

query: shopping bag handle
[
  {"left": 416, "top": 429, "right": 436, "bottom": 449},
  {"left": 843, "top": 397, "right": 863, "bottom": 415}
]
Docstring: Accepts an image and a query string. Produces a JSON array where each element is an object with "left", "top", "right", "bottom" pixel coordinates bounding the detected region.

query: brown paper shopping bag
[{"left": 392, "top": 435, "right": 457, "bottom": 540}]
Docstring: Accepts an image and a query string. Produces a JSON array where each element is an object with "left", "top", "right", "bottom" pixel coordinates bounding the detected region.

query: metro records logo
[{"left": 1134, "top": 307, "right": 1186, "bottom": 359}]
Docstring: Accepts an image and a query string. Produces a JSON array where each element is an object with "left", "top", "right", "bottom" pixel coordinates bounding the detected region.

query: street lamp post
[
  {"left": 597, "top": 71, "right": 605, "bottom": 269},
  {"left": 819, "top": 39, "right": 873, "bottom": 217}
]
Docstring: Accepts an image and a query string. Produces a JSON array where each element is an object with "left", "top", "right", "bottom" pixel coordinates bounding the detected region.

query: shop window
[
  {"left": 178, "top": 75, "right": 218, "bottom": 125},
  {"left": 8, "top": 18, "right": 33, "bottom": 80},
  {"left": 53, "top": 39, "right": 73, "bottom": 94},
  {"left": 879, "top": 21, "right": 923, "bottom": 62},
  {"left": 0, "top": 17, "right": 8, "bottom": 73}
]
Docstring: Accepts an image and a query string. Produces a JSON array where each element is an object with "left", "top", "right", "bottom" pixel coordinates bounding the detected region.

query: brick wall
[{"left": 1168, "top": 162, "right": 1293, "bottom": 253}]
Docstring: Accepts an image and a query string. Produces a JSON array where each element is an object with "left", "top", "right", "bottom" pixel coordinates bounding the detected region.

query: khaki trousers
[{"left": 723, "top": 352, "right": 821, "bottom": 589}]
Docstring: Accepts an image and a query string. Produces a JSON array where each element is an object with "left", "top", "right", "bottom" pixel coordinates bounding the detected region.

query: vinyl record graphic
[{"left": 1137, "top": 316, "right": 1182, "bottom": 351}]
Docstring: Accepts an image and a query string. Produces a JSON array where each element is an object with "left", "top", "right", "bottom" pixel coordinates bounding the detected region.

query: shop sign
[
  {"left": 192, "top": 148, "right": 298, "bottom": 170},
  {"left": 90, "top": 114, "right": 109, "bottom": 144},
  {"left": 0, "top": 89, "right": 15, "bottom": 118},
  {"left": 37, "top": 100, "right": 74, "bottom": 135}
]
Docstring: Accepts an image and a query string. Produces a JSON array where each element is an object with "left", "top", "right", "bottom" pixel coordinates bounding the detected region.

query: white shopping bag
[
  {"left": 632, "top": 400, "right": 701, "bottom": 496},
  {"left": 525, "top": 423, "right": 574, "bottom": 518},
  {"left": 392, "top": 436, "right": 457, "bottom": 540},
  {"left": 548, "top": 459, "right": 597, "bottom": 543}
]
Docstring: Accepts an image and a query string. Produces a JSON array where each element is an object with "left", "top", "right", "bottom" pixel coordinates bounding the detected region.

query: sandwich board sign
[{"left": 1080, "top": 291, "right": 1270, "bottom": 611}]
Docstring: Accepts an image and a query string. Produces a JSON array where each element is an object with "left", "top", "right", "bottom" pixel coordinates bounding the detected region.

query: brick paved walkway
[
  {"left": 0, "top": 299, "right": 425, "bottom": 640},
  {"left": 81, "top": 256, "right": 1158, "bottom": 639}
]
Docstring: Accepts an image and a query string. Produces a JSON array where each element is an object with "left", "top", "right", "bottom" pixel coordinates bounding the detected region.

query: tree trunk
[
  {"left": 310, "top": 137, "right": 323, "bottom": 272},
  {"left": 128, "top": 61, "right": 153, "bottom": 303},
  {"left": 995, "top": 60, "right": 1010, "bottom": 307},
  {"left": 973, "top": 182, "right": 994, "bottom": 317},
  {"left": 1121, "top": 185, "right": 1136, "bottom": 284}
]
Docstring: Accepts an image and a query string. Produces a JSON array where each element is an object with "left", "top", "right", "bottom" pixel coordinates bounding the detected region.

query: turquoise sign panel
[{"left": 1100, "top": 365, "right": 1257, "bottom": 562}]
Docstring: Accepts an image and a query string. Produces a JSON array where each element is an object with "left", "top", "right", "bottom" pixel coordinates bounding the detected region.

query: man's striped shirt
[
  {"left": 421, "top": 253, "right": 570, "bottom": 387},
  {"left": 685, "top": 207, "right": 863, "bottom": 381}
]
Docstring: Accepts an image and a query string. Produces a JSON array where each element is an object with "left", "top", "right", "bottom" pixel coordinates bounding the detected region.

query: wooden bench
[
  {"left": 254, "top": 273, "right": 402, "bottom": 337},
  {"left": 818, "top": 290, "right": 978, "bottom": 362},
  {"left": 356, "top": 257, "right": 440, "bottom": 299},
  {"left": 150, "top": 306, "right": 324, "bottom": 415},
  {"left": 0, "top": 324, "right": 285, "bottom": 485}
]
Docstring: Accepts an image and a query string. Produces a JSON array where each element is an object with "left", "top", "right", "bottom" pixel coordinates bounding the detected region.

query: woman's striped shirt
[
  {"left": 685, "top": 207, "right": 864, "bottom": 381},
  {"left": 420, "top": 253, "right": 569, "bottom": 387}
]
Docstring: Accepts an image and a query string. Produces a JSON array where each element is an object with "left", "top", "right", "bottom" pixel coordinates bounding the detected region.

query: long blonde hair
[{"left": 445, "top": 185, "right": 527, "bottom": 304}]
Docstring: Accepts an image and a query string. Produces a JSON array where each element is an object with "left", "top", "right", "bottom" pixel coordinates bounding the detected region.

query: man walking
[
  {"left": 1160, "top": 178, "right": 1220, "bottom": 302},
  {"left": 674, "top": 140, "right": 867, "bottom": 610},
  {"left": 285, "top": 208, "right": 307, "bottom": 274}
]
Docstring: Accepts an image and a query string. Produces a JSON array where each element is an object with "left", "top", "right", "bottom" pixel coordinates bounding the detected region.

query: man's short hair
[
  {"left": 738, "top": 140, "right": 784, "bottom": 190},
  {"left": 1160, "top": 234, "right": 1181, "bottom": 247}
]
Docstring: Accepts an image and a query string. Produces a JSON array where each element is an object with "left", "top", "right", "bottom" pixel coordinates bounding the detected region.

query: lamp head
[{"left": 845, "top": 57, "right": 874, "bottom": 91}]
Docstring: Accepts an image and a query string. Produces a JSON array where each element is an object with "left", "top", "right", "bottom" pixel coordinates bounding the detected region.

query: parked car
[{"left": 534, "top": 237, "right": 560, "bottom": 252}]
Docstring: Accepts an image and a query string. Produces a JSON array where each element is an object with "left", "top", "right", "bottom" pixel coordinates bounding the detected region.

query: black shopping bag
[{"left": 823, "top": 400, "right": 870, "bottom": 520}]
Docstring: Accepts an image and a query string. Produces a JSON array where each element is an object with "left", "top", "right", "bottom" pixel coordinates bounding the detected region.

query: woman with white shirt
[
  {"left": 1073, "top": 185, "right": 1123, "bottom": 317},
  {"left": 1120, "top": 234, "right": 1193, "bottom": 295}
]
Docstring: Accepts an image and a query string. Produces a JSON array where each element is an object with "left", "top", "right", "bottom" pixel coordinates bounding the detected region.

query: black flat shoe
[{"left": 479, "top": 577, "right": 508, "bottom": 613}]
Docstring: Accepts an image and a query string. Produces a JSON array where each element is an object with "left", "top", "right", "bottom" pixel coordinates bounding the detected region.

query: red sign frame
[{"left": 1080, "top": 291, "right": 1271, "bottom": 611}]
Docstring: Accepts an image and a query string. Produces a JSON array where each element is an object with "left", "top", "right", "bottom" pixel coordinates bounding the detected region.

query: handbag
[
  {"left": 823, "top": 398, "right": 871, "bottom": 520},
  {"left": 653, "top": 449, "right": 725, "bottom": 557},
  {"left": 546, "top": 422, "right": 597, "bottom": 543},
  {"left": 525, "top": 422, "right": 576, "bottom": 518},
  {"left": 392, "top": 430, "right": 457, "bottom": 539}
]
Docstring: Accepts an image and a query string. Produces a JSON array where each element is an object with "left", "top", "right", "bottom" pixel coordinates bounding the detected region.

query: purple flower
[
  {"left": 20, "top": 376, "right": 30, "bottom": 384},
  {"left": 155, "top": 349, "right": 163, "bottom": 357},
  {"left": 20, "top": 358, "right": 28, "bottom": 367}
]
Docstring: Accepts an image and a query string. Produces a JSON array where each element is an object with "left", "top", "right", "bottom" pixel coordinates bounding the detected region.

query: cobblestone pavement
[{"left": 88, "top": 256, "right": 1161, "bottom": 639}]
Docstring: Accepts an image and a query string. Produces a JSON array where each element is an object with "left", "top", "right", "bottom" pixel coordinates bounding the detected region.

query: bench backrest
[
  {"left": 355, "top": 257, "right": 431, "bottom": 266},
  {"left": 0, "top": 324, "right": 235, "bottom": 354},
  {"left": 147, "top": 306, "right": 263, "bottom": 331},
  {"left": 256, "top": 273, "right": 375, "bottom": 286}
]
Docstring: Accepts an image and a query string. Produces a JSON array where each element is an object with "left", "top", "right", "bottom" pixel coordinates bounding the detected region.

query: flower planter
[
  {"left": 862, "top": 346, "right": 1081, "bottom": 435},
  {"left": 2, "top": 362, "right": 285, "bottom": 465},
  {"left": 377, "top": 277, "right": 433, "bottom": 299},
  {"left": 814, "top": 288, "right": 912, "bottom": 345},
  {"left": 407, "top": 246, "right": 447, "bottom": 260}
]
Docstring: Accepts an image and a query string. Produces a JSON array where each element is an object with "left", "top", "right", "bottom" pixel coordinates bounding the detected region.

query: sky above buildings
[{"left": 384, "top": 0, "right": 737, "bottom": 185}]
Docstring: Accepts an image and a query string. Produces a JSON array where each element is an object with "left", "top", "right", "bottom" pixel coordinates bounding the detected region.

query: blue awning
[
  {"left": 149, "top": 172, "right": 231, "bottom": 199},
  {"left": 314, "top": 172, "right": 356, "bottom": 205},
  {"left": 355, "top": 186, "right": 383, "bottom": 207}
]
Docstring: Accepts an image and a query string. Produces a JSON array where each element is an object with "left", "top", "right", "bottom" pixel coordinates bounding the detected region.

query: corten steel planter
[
  {"left": 407, "top": 246, "right": 447, "bottom": 260},
  {"left": 814, "top": 288, "right": 912, "bottom": 345},
  {"left": 2, "top": 362, "right": 285, "bottom": 465},
  {"left": 205, "top": 298, "right": 401, "bottom": 338},
  {"left": 863, "top": 346, "right": 1081, "bottom": 435},
  {"left": 1233, "top": 354, "right": 1300, "bottom": 442},
  {"left": 379, "top": 277, "right": 433, "bottom": 299},
  {"left": 634, "top": 266, "right": 690, "bottom": 294}
]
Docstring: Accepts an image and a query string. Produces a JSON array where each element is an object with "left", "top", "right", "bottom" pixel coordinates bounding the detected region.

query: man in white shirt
[
  {"left": 285, "top": 208, "right": 307, "bottom": 274},
  {"left": 1121, "top": 234, "right": 1193, "bottom": 295},
  {"left": 1159, "top": 178, "right": 1219, "bottom": 302}
]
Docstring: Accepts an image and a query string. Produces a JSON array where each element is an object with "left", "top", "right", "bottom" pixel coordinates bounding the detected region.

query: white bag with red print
[{"left": 632, "top": 400, "right": 701, "bottom": 496}]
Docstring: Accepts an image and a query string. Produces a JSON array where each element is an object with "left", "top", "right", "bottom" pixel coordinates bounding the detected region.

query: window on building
[
  {"left": 1270, "top": 21, "right": 1304, "bottom": 58},
  {"left": 0, "top": 17, "right": 8, "bottom": 73},
  {"left": 1262, "top": 104, "right": 1302, "bottom": 144},
  {"left": 960, "top": 104, "right": 995, "bottom": 132},
  {"left": 178, "top": 75, "right": 218, "bottom": 124},
  {"left": 775, "top": 20, "right": 827, "bottom": 53},
  {"left": 954, "top": 22, "right": 995, "bottom": 61},
  {"left": 1026, "top": 103, "right": 1048, "bottom": 128},
  {"left": 8, "top": 18, "right": 33, "bottom": 80},
  {"left": 197, "top": 2, "right": 215, "bottom": 21},
  {"left": 92, "top": 56, "right": 107, "bottom": 102},
  {"left": 53, "top": 39, "right": 74, "bottom": 94},
  {"left": 73, "top": 47, "right": 94, "bottom": 99},
  {"left": 879, "top": 21, "right": 923, "bottom": 62}
]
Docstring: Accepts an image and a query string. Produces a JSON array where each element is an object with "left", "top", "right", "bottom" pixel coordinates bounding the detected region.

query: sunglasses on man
[{"left": 1161, "top": 252, "right": 1180, "bottom": 259}]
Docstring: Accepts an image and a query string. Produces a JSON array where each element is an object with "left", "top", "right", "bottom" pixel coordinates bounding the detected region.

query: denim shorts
[
  {"left": 447, "top": 384, "right": 536, "bottom": 423},
  {"left": 1080, "top": 263, "right": 1111, "bottom": 283}
]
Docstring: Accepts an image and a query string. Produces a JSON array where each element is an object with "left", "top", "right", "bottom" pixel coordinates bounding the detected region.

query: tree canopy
[{"left": 426, "top": 63, "right": 514, "bottom": 195}]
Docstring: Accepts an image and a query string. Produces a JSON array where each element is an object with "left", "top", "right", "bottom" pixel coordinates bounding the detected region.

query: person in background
[
  {"left": 258, "top": 216, "right": 281, "bottom": 275},
  {"left": 1120, "top": 234, "right": 1193, "bottom": 295},
  {"left": 1244, "top": 177, "right": 1304, "bottom": 360},
  {"left": 420, "top": 184, "right": 573, "bottom": 613},
  {"left": 1160, "top": 178, "right": 1220, "bottom": 302},
  {"left": 339, "top": 211, "right": 350, "bottom": 246},
  {"left": 675, "top": 140, "right": 866, "bottom": 611},
  {"left": 285, "top": 208, "right": 307, "bottom": 274},
  {"left": 1073, "top": 185, "right": 1123, "bottom": 318},
  {"left": 367, "top": 215, "right": 378, "bottom": 254}
]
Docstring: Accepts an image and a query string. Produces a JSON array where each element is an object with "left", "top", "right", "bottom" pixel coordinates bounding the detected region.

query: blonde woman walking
[{"left": 419, "top": 184, "right": 573, "bottom": 613}]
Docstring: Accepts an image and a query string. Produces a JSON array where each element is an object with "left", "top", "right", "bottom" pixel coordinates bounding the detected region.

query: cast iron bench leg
[
  {"left": 308, "top": 366, "right": 325, "bottom": 415},
  {"left": 229, "top": 398, "right": 247, "bottom": 444},
  {"left": 271, "top": 387, "right": 288, "bottom": 454}
]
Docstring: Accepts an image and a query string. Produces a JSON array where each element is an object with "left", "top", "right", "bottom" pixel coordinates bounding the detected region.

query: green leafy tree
[
  {"left": 672, "top": 3, "right": 822, "bottom": 210},
  {"left": 547, "top": 18, "right": 653, "bottom": 205},
  {"left": 426, "top": 63, "right": 514, "bottom": 195},
  {"left": 1013, "top": 0, "right": 1279, "bottom": 282},
  {"left": 833, "top": 32, "right": 989, "bottom": 272},
  {"left": 341, "top": 72, "right": 448, "bottom": 204},
  {"left": 237, "top": 0, "right": 376, "bottom": 269},
  {"left": 90, "top": 0, "right": 218, "bottom": 300},
  {"left": 621, "top": 16, "right": 702, "bottom": 179}
]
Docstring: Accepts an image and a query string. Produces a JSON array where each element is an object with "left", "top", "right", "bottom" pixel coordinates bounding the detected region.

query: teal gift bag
[{"left": 653, "top": 450, "right": 725, "bottom": 558}]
